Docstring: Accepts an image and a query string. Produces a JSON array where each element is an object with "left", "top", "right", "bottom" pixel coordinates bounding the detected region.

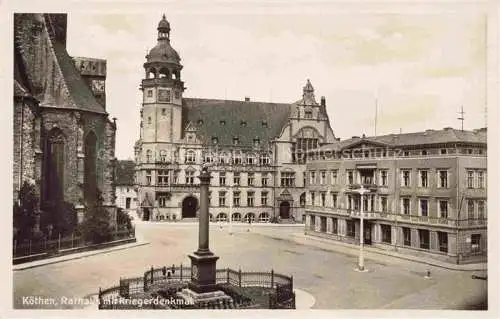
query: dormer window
[
  {"left": 220, "top": 120, "right": 226, "bottom": 126},
  {"left": 147, "top": 89, "right": 153, "bottom": 97},
  {"left": 441, "top": 149, "right": 447, "bottom": 155},
  {"left": 212, "top": 137, "right": 218, "bottom": 144},
  {"left": 421, "top": 150, "right": 427, "bottom": 156},
  {"left": 233, "top": 137, "right": 239, "bottom": 145},
  {"left": 198, "top": 119, "right": 204, "bottom": 125},
  {"left": 253, "top": 138, "right": 260, "bottom": 146},
  {"left": 240, "top": 121, "right": 247, "bottom": 127},
  {"left": 262, "top": 121, "right": 268, "bottom": 128},
  {"left": 305, "top": 111, "right": 313, "bottom": 119}
]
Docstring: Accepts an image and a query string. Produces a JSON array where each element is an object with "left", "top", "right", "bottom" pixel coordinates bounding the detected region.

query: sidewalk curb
[
  {"left": 13, "top": 241, "right": 151, "bottom": 271},
  {"left": 283, "top": 233, "right": 486, "bottom": 272}
]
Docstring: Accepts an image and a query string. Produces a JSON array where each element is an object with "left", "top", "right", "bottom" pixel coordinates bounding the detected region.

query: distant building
[
  {"left": 115, "top": 160, "right": 138, "bottom": 215},
  {"left": 134, "top": 15, "right": 337, "bottom": 222},
  {"left": 305, "top": 127, "right": 487, "bottom": 264},
  {"left": 13, "top": 13, "right": 117, "bottom": 232}
]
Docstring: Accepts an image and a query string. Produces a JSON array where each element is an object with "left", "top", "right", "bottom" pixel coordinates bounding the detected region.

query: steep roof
[
  {"left": 51, "top": 41, "right": 106, "bottom": 114},
  {"left": 319, "top": 127, "right": 487, "bottom": 151},
  {"left": 14, "top": 13, "right": 106, "bottom": 114},
  {"left": 182, "top": 98, "right": 291, "bottom": 147},
  {"left": 115, "top": 160, "right": 135, "bottom": 186}
]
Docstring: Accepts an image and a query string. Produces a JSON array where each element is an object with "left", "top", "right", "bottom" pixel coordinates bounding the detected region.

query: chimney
[
  {"left": 321, "top": 96, "right": 326, "bottom": 107},
  {"left": 244, "top": 97, "right": 250, "bottom": 102}
]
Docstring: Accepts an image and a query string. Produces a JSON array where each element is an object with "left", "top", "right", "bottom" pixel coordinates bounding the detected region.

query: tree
[
  {"left": 78, "top": 188, "right": 111, "bottom": 244},
  {"left": 13, "top": 181, "right": 39, "bottom": 240}
]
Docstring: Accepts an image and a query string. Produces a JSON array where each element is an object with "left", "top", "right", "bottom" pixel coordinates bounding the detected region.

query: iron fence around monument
[{"left": 99, "top": 264, "right": 295, "bottom": 309}]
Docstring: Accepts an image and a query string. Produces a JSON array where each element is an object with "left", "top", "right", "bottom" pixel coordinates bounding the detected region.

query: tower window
[
  {"left": 212, "top": 137, "right": 218, "bottom": 144},
  {"left": 305, "top": 111, "right": 313, "bottom": 119},
  {"left": 220, "top": 120, "right": 226, "bottom": 126},
  {"left": 162, "top": 108, "right": 166, "bottom": 115},
  {"left": 148, "top": 117, "right": 152, "bottom": 124},
  {"left": 233, "top": 137, "right": 239, "bottom": 145},
  {"left": 174, "top": 90, "right": 180, "bottom": 99},
  {"left": 147, "top": 90, "right": 153, "bottom": 97},
  {"left": 240, "top": 121, "right": 247, "bottom": 127},
  {"left": 198, "top": 119, "right": 204, "bottom": 125}
]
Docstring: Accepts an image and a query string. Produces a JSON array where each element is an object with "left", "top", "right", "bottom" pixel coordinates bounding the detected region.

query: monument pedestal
[{"left": 187, "top": 251, "right": 219, "bottom": 293}]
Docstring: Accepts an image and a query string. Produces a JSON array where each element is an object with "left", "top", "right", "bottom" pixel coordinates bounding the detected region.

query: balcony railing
[{"left": 346, "top": 183, "right": 378, "bottom": 192}]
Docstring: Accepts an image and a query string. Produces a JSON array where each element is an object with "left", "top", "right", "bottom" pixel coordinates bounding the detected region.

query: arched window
[
  {"left": 84, "top": 131, "right": 98, "bottom": 202},
  {"left": 216, "top": 213, "right": 228, "bottom": 222},
  {"left": 147, "top": 68, "right": 157, "bottom": 79},
  {"left": 43, "top": 128, "right": 66, "bottom": 203},
  {"left": 300, "top": 192, "right": 306, "bottom": 207},
  {"left": 159, "top": 68, "right": 170, "bottom": 79},
  {"left": 232, "top": 212, "right": 242, "bottom": 222},
  {"left": 259, "top": 212, "right": 270, "bottom": 223}
]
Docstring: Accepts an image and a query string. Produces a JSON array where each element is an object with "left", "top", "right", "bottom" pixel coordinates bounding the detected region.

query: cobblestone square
[{"left": 13, "top": 222, "right": 487, "bottom": 310}]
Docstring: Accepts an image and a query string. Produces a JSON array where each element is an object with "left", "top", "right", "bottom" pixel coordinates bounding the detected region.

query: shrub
[
  {"left": 116, "top": 208, "right": 132, "bottom": 230},
  {"left": 13, "top": 181, "right": 39, "bottom": 240},
  {"left": 78, "top": 189, "right": 112, "bottom": 244}
]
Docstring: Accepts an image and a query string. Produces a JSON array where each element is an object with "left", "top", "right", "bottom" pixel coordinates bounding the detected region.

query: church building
[
  {"left": 13, "top": 13, "right": 118, "bottom": 233},
  {"left": 134, "top": 15, "right": 337, "bottom": 222}
]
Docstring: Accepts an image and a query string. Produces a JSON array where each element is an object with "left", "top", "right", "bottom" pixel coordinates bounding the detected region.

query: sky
[{"left": 61, "top": 2, "right": 490, "bottom": 160}]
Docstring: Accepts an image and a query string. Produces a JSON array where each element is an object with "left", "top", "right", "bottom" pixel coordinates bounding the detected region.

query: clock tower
[{"left": 140, "top": 14, "right": 185, "bottom": 149}]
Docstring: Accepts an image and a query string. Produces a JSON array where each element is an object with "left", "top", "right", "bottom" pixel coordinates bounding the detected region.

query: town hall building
[{"left": 134, "top": 15, "right": 337, "bottom": 222}]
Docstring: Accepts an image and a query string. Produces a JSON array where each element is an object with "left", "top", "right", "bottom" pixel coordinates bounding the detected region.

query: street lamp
[
  {"left": 228, "top": 179, "right": 233, "bottom": 235},
  {"left": 353, "top": 185, "right": 370, "bottom": 272}
]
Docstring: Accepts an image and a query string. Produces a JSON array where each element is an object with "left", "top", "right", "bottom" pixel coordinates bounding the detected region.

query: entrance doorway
[
  {"left": 182, "top": 196, "right": 198, "bottom": 218},
  {"left": 279, "top": 201, "right": 291, "bottom": 219},
  {"left": 143, "top": 208, "right": 150, "bottom": 221},
  {"left": 361, "top": 221, "right": 372, "bottom": 245}
]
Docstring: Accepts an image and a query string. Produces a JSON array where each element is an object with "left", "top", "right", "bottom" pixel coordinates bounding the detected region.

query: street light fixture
[{"left": 353, "top": 185, "right": 370, "bottom": 272}]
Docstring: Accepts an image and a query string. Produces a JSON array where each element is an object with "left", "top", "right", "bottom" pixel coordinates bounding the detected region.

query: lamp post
[
  {"left": 228, "top": 180, "right": 233, "bottom": 235},
  {"left": 353, "top": 185, "right": 370, "bottom": 272}
]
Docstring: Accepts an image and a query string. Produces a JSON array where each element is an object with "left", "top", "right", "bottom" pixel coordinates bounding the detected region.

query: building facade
[
  {"left": 304, "top": 128, "right": 487, "bottom": 264},
  {"left": 13, "top": 13, "right": 117, "bottom": 232},
  {"left": 134, "top": 15, "right": 336, "bottom": 222},
  {"left": 115, "top": 160, "right": 138, "bottom": 216}
]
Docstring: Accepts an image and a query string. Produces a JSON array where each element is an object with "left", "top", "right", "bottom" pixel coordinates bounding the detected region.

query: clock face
[
  {"left": 92, "top": 79, "right": 105, "bottom": 93},
  {"left": 158, "top": 89, "right": 171, "bottom": 102}
]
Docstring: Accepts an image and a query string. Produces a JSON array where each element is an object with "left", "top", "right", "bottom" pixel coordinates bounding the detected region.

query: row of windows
[
  {"left": 144, "top": 170, "right": 273, "bottom": 187},
  {"left": 210, "top": 136, "right": 263, "bottom": 146},
  {"left": 308, "top": 192, "right": 487, "bottom": 220},
  {"left": 307, "top": 147, "right": 485, "bottom": 161},
  {"left": 307, "top": 169, "right": 486, "bottom": 190},
  {"left": 309, "top": 216, "right": 482, "bottom": 254},
  {"left": 213, "top": 191, "right": 269, "bottom": 207},
  {"left": 143, "top": 150, "right": 271, "bottom": 165}
]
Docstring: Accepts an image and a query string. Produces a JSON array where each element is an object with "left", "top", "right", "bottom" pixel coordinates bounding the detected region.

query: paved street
[{"left": 13, "top": 221, "right": 487, "bottom": 309}]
